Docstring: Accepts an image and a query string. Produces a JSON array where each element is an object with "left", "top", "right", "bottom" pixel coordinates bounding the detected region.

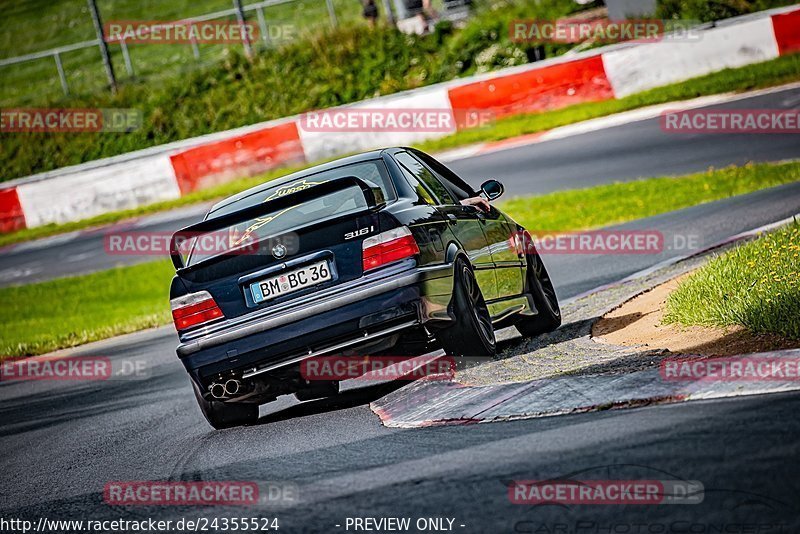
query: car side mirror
[{"left": 480, "top": 179, "right": 504, "bottom": 201}]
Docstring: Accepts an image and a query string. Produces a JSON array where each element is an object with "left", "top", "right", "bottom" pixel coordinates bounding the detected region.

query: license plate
[{"left": 250, "top": 260, "right": 332, "bottom": 304}]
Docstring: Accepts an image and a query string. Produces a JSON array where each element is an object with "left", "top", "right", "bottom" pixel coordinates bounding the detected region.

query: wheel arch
[
  {"left": 442, "top": 242, "right": 472, "bottom": 317},
  {"left": 445, "top": 241, "right": 470, "bottom": 267}
]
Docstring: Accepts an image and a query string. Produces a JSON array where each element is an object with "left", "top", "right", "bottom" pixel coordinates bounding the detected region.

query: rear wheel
[
  {"left": 516, "top": 251, "right": 561, "bottom": 337},
  {"left": 438, "top": 258, "right": 496, "bottom": 358},
  {"left": 192, "top": 382, "right": 259, "bottom": 429}
]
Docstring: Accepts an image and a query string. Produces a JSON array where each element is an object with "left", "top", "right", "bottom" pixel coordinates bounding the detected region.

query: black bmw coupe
[{"left": 169, "top": 147, "right": 560, "bottom": 428}]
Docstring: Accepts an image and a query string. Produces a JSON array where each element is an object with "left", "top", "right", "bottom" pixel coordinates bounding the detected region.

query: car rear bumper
[{"left": 176, "top": 260, "right": 454, "bottom": 384}]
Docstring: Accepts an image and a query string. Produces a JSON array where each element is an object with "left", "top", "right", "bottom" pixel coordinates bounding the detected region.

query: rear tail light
[
  {"left": 170, "top": 291, "right": 224, "bottom": 331},
  {"left": 362, "top": 226, "right": 420, "bottom": 272}
]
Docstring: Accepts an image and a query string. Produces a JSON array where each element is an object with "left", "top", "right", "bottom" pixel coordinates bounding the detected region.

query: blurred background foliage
[
  {"left": 0, "top": 0, "right": 793, "bottom": 180},
  {"left": 1, "top": 0, "right": 592, "bottom": 180},
  {"left": 656, "top": 0, "right": 795, "bottom": 21}
]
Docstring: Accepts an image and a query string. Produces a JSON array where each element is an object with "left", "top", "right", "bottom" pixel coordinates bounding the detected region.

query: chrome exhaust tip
[
  {"left": 224, "top": 379, "right": 241, "bottom": 396},
  {"left": 209, "top": 382, "right": 226, "bottom": 399}
]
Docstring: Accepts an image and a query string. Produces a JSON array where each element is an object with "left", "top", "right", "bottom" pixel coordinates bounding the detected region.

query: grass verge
[
  {"left": 2, "top": 53, "right": 799, "bottom": 250},
  {"left": 1, "top": 161, "right": 798, "bottom": 358},
  {"left": 500, "top": 161, "right": 800, "bottom": 231},
  {"left": 0, "top": 260, "right": 175, "bottom": 358},
  {"left": 664, "top": 222, "right": 800, "bottom": 340}
]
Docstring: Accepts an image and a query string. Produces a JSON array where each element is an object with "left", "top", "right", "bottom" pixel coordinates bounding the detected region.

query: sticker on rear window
[
  {"left": 263, "top": 179, "right": 327, "bottom": 202},
  {"left": 232, "top": 206, "right": 297, "bottom": 247}
]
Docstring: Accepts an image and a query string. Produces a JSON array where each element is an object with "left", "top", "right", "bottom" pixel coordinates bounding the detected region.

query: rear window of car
[
  {"left": 182, "top": 183, "right": 370, "bottom": 267},
  {"left": 212, "top": 160, "right": 395, "bottom": 217}
]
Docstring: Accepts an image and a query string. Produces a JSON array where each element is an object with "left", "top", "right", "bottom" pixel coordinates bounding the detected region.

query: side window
[
  {"left": 396, "top": 162, "right": 437, "bottom": 205},
  {"left": 412, "top": 150, "right": 476, "bottom": 201},
  {"left": 395, "top": 152, "right": 456, "bottom": 205}
]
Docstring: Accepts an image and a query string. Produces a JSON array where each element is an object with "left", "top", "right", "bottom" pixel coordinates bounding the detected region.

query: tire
[
  {"left": 192, "top": 382, "right": 259, "bottom": 429},
  {"left": 438, "top": 258, "right": 496, "bottom": 358},
  {"left": 516, "top": 251, "right": 561, "bottom": 337}
]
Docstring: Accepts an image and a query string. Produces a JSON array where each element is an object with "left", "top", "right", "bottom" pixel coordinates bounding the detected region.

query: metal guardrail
[
  {"left": 0, "top": 0, "right": 335, "bottom": 97},
  {"left": 0, "top": 39, "right": 103, "bottom": 96}
]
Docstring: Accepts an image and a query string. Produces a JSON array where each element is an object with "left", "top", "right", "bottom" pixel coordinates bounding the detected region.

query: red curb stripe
[
  {"left": 0, "top": 187, "right": 25, "bottom": 233},
  {"left": 169, "top": 121, "right": 306, "bottom": 194},
  {"left": 771, "top": 9, "right": 800, "bottom": 56},
  {"left": 447, "top": 56, "right": 615, "bottom": 123},
  {"left": 369, "top": 404, "right": 393, "bottom": 425}
]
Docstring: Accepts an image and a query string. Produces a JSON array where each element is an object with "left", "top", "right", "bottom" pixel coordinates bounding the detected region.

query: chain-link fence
[
  {"left": 0, "top": 0, "right": 474, "bottom": 106},
  {"left": 0, "top": 0, "right": 356, "bottom": 105}
]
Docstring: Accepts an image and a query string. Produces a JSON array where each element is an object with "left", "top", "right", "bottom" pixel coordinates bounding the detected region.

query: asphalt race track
[
  {"left": 447, "top": 85, "right": 800, "bottom": 197},
  {"left": 1, "top": 88, "right": 800, "bottom": 531},
  {"left": 1, "top": 86, "right": 799, "bottom": 287}
]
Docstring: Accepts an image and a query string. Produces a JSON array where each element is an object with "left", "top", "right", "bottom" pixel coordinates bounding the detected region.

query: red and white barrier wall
[
  {"left": 1, "top": 6, "right": 798, "bottom": 233},
  {"left": 169, "top": 119, "right": 304, "bottom": 195},
  {"left": 14, "top": 156, "right": 181, "bottom": 229},
  {"left": 602, "top": 16, "right": 782, "bottom": 97}
]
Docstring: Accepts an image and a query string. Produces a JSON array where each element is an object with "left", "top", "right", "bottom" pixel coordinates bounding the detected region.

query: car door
[
  {"left": 411, "top": 150, "right": 525, "bottom": 299},
  {"left": 393, "top": 151, "right": 498, "bottom": 302}
]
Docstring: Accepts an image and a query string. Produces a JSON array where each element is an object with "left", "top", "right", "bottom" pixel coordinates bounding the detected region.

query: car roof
[{"left": 208, "top": 148, "right": 395, "bottom": 217}]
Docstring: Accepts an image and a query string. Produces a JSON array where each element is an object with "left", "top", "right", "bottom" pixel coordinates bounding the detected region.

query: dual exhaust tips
[{"left": 209, "top": 379, "right": 242, "bottom": 399}]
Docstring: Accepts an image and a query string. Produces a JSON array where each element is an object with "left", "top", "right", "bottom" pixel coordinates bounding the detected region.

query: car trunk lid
[{"left": 171, "top": 177, "right": 386, "bottom": 320}]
